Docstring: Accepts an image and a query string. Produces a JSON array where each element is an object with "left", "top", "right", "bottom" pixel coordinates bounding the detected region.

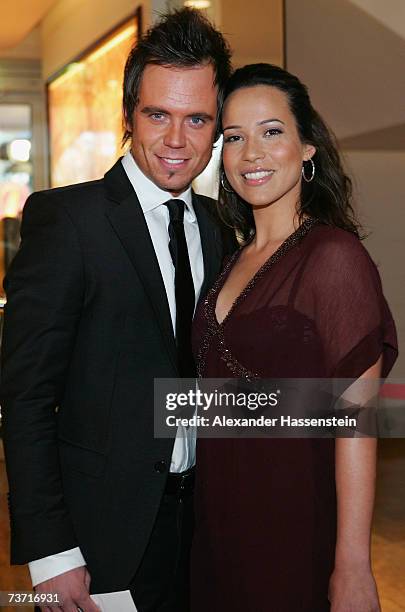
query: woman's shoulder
[
  {"left": 308, "top": 223, "right": 371, "bottom": 260},
  {"left": 309, "top": 223, "right": 361, "bottom": 247},
  {"left": 304, "top": 223, "right": 379, "bottom": 281}
]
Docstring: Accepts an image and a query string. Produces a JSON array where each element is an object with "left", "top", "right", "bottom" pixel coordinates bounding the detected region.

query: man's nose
[{"left": 163, "top": 121, "right": 186, "bottom": 149}]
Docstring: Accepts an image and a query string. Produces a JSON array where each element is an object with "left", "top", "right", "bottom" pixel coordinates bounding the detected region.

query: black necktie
[{"left": 164, "top": 199, "right": 196, "bottom": 377}]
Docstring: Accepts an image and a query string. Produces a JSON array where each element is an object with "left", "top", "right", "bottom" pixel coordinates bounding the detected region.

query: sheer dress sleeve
[{"left": 305, "top": 227, "right": 397, "bottom": 378}]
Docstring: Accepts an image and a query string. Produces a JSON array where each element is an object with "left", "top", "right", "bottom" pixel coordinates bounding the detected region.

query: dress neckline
[
  {"left": 196, "top": 217, "right": 319, "bottom": 379},
  {"left": 212, "top": 217, "right": 318, "bottom": 327}
]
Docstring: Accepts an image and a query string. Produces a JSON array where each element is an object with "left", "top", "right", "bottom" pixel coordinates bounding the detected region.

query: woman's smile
[{"left": 241, "top": 167, "right": 275, "bottom": 186}]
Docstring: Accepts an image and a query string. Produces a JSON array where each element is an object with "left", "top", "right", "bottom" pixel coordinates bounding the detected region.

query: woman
[{"left": 191, "top": 64, "right": 397, "bottom": 611}]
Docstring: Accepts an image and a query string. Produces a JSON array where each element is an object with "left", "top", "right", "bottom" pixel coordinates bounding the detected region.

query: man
[{"left": 0, "top": 9, "right": 235, "bottom": 612}]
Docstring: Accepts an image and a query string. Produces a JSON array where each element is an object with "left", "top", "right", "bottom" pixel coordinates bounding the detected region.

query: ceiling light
[{"left": 8, "top": 139, "right": 31, "bottom": 162}]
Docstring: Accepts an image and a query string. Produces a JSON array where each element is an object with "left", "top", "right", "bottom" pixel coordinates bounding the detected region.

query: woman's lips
[{"left": 241, "top": 169, "right": 275, "bottom": 185}]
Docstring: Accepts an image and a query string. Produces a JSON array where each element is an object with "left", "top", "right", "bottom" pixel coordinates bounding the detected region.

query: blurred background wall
[{"left": 285, "top": 0, "right": 405, "bottom": 379}]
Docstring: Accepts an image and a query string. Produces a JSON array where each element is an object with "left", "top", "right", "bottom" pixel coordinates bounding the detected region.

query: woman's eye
[
  {"left": 265, "top": 128, "right": 282, "bottom": 137},
  {"left": 224, "top": 134, "right": 241, "bottom": 143}
]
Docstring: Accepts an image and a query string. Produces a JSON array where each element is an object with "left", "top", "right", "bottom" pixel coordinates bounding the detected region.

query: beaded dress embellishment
[{"left": 196, "top": 218, "right": 318, "bottom": 380}]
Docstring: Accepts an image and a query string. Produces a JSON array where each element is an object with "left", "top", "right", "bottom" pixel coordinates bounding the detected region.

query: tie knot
[{"left": 164, "top": 199, "right": 185, "bottom": 223}]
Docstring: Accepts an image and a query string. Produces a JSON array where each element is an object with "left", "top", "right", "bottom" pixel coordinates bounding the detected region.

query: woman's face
[{"left": 222, "top": 85, "right": 315, "bottom": 209}]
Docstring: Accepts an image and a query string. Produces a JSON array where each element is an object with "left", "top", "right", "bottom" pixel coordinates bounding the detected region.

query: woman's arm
[{"left": 329, "top": 357, "right": 382, "bottom": 612}]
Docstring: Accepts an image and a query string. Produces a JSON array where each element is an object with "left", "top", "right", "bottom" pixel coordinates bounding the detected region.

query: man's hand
[{"left": 35, "top": 566, "right": 100, "bottom": 612}]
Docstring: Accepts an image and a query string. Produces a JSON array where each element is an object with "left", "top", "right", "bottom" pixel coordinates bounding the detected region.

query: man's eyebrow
[
  {"left": 140, "top": 106, "right": 215, "bottom": 120},
  {"left": 223, "top": 118, "right": 285, "bottom": 131},
  {"left": 186, "top": 112, "right": 215, "bottom": 121},
  {"left": 140, "top": 106, "right": 168, "bottom": 115}
]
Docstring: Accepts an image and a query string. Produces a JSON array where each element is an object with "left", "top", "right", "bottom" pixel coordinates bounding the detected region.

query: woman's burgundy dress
[{"left": 190, "top": 221, "right": 397, "bottom": 612}]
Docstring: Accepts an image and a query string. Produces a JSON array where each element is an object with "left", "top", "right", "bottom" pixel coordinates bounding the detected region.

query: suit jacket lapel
[
  {"left": 192, "top": 192, "right": 221, "bottom": 301},
  {"left": 104, "top": 160, "right": 178, "bottom": 372}
]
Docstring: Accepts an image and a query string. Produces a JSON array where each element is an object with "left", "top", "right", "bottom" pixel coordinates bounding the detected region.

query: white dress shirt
[{"left": 29, "top": 152, "right": 203, "bottom": 586}]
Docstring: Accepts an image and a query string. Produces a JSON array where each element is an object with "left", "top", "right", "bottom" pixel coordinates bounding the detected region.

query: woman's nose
[{"left": 243, "top": 139, "right": 265, "bottom": 162}]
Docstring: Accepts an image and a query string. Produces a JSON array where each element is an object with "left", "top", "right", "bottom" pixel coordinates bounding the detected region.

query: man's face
[{"left": 128, "top": 63, "right": 218, "bottom": 195}]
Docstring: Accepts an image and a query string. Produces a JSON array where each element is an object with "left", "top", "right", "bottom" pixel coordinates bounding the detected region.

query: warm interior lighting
[
  {"left": 48, "top": 24, "right": 136, "bottom": 90},
  {"left": 184, "top": 0, "right": 211, "bottom": 8},
  {"left": 48, "top": 62, "right": 84, "bottom": 90},
  {"left": 47, "top": 14, "right": 139, "bottom": 187},
  {"left": 8, "top": 139, "right": 31, "bottom": 162},
  {"left": 87, "top": 25, "right": 136, "bottom": 64}
]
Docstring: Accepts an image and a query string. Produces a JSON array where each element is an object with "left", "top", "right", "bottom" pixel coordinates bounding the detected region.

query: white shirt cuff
[{"left": 28, "top": 547, "right": 86, "bottom": 586}]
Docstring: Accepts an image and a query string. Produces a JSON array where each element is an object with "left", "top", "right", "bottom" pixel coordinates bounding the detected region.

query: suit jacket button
[{"left": 154, "top": 460, "right": 167, "bottom": 473}]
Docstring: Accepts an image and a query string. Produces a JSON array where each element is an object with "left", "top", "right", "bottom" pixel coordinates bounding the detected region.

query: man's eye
[
  {"left": 189, "top": 117, "right": 205, "bottom": 126},
  {"left": 150, "top": 113, "right": 165, "bottom": 121}
]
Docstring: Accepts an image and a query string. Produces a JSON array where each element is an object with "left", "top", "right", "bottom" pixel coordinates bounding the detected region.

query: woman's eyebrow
[
  {"left": 223, "top": 118, "right": 285, "bottom": 131},
  {"left": 257, "top": 118, "right": 285, "bottom": 126}
]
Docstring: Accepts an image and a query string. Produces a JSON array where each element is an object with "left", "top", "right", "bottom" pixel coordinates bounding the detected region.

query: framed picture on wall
[{"left": 47, "top": 8, "right": 141, "bottom": 187}]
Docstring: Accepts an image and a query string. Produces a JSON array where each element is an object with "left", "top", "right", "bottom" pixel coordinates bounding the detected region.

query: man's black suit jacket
[{"left": 0, "top": 159, "right": 237, "bottom": 591}]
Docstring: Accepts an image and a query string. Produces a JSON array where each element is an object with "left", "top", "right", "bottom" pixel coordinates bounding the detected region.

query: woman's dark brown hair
[{"left": 219, "top": 63, "right": 360, "bottom": 242}]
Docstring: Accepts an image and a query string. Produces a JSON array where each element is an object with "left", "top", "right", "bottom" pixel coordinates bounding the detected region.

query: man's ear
[
  {"left": 124, "top": 113, "right": 132, "bottom": 134},
  {"left": 303, "top": 144, "right": 316, "bottom": 161}
]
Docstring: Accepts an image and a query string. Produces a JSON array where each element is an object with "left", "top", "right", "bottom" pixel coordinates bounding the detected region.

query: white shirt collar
[{"left": 121, "top": 151, "right": 195, "bottom": 221}]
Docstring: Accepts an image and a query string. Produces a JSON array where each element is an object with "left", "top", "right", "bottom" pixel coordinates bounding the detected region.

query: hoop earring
[
  {"left": 302, "top": 158, "right": 315, "bottom": 183},
  {"left": 220, "top": 171, "right": 234, "bottom": 193}
]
